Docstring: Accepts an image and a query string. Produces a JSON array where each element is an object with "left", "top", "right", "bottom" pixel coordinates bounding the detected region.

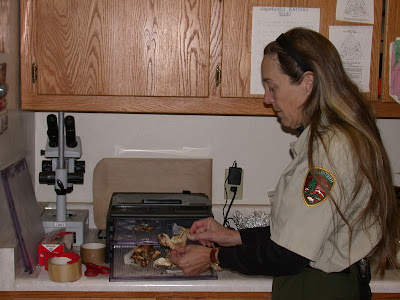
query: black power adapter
[
  {"left": 228, "top": 166, "right": 242, "bottom": 185},
  {"left": 223, "top": 161, "right": 242, "bottom": 228}
]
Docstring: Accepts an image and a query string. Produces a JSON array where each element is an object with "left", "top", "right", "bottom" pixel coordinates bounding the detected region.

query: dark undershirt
[{"left": 218, "top": 226, "right": 310, "bottom": 276}]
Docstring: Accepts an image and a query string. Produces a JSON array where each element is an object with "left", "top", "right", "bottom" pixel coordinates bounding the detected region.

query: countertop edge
[{"left": 11, "top": 266, "right": 400, "bottom": 294}]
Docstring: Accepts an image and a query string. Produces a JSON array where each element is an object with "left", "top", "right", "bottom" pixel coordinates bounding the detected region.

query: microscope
[{"left": 39, "top": 112, "right": 88, "bottom": 245}]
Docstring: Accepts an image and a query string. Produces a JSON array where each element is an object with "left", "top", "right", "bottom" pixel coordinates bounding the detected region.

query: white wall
[
  {"left": 377, "top": 119, "right": 400, "bottom": 174},
  {"left": 34, "top": 112, "right": 400, "bottom": 205}
]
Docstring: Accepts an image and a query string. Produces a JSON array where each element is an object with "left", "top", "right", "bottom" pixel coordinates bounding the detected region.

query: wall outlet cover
[{"left": 224, "top": 169, "right": 243, "bottom": 200}]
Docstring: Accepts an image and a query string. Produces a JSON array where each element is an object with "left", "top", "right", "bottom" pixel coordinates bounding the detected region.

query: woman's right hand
[{"left": 188, "top": 217, "right": 242, "bottom": 247}]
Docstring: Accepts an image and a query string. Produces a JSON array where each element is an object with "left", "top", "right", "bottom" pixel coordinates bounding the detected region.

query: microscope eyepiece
[
  {"left": 65, "top": 115, "right": 78, "bottom": 148},
  {"left": 47, "top": 114, "right": 58, "bottom": 147}
]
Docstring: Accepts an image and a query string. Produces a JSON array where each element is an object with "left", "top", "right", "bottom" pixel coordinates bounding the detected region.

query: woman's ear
[{"left": 302, "top": 72, "right": 314, "bottom": 95}]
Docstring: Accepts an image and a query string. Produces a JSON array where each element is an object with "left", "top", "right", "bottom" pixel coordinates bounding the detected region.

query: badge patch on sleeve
[{"left": 303, "top": 167, "right": 335, "bottom": 206}]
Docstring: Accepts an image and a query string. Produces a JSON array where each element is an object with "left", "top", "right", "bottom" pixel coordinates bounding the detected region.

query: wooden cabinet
[
  {"left": 21, "top": 0, "right": 216, "bottom": 114},
  {"left": 31, "top": 0, "right": 210, "bottom": 98},
  {"left": 221, "top": 0, "right": 382, "bottom": 100},
  {"left": 20, "top": 0, "right": 400, "bottom": 117}
]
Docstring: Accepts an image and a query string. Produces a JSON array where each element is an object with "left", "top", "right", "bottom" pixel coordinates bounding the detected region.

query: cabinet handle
[
  {"left": 216, "top": 65, "right": 221, "bottom": 87},
  {"left": 32, "top": 63, "right": 37, "bottom": 84}
]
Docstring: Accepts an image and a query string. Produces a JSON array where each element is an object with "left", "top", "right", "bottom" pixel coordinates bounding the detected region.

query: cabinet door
[
  {"left": 221, "top": 0, "right": 382, "bottom": 103},
  {"left": 29, "top": 0, "right": 210, "bottom": 97}
]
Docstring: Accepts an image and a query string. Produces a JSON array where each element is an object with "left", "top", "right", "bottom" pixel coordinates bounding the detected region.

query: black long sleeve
[{"left": 218, "top": 226, "right": 309, "bottom": 276}]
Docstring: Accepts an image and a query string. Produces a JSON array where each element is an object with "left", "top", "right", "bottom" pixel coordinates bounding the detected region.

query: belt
[{"left": 306, "top": 259, "right": 369, "bottom": 275}]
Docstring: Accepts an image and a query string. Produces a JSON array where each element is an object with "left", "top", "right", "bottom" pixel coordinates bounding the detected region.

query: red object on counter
[
  {"left": 44, "top": 252, "right": 81, "bottom": 270},
  {"left": 38, "top": 230, "right": 74, "bottom": 267},
  {"left": 84, "top": 262, "right": 110, "bottom": 277},
  {"left": 40, "top": 244, "right": 65, "bottom": 267}
]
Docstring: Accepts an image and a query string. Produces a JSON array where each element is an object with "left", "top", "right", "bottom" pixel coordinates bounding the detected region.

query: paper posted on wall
[
  {"left": 335, "top": 0, "right": 374, "bottom": 24},
  {"left": 250, "top": 7, "right": 320, "bottom": 95},
  {"left": 329, "top": 26, "right": 373, "bottom": 93},
  {"left": 389, "top": 38, "right": 400, "bottom": 104}
]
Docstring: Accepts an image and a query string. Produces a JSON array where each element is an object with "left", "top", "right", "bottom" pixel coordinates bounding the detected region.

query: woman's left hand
[{"left": 170, "top": 244, "right": 212, "bottom": 276}]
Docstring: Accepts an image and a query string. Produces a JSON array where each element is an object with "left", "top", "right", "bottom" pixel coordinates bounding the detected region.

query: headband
[{"left": 276, "top": 34, "right": 313, "bottom": 72}]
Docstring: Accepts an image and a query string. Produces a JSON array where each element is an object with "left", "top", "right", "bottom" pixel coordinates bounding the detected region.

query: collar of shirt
[{"left": 290, "top": 125, "right": 310, "bottom": 158}]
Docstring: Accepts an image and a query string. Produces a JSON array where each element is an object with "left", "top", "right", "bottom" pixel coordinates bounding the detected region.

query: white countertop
[
  {"left": 12, "top": 262, "right": 400, "bottom": 294},
  {"left": 15, "top": 265, "right": 273, "bottom": 293},
  {"left": 370, "top": 268, "right": 400, "bottom": 293},
  {"left": 3, "top": 207, "right": 400, "bottom": 294}
]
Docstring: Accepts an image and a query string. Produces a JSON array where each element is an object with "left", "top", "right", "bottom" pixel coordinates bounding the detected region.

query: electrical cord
[
  {"left": 223, "top": 161, "right": 236, "bottom": 222},
  {"left": 223, "top": 186, "right": 237, "bottom": 228},
  {"left": 223, "top": 174, "right": 230, "bottom": 219},
  {"left": 223, "top": 161, "right": 238, "bottom": 228},
  {"left": 97, "top": 229, "right": 106, "bottom": 239}
]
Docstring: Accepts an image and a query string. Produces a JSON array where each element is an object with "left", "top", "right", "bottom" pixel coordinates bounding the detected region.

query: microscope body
[
  {"left": 40, "top": 136, "right": 85, "bottom": 192},
  {"left": 39, "top": 113, "right": 88, "bottom": 246},
  {"left": 39, "top": 114, "right": 85, "bottom": 193}
]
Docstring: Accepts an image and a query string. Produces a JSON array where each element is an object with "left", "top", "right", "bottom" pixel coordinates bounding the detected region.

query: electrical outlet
[{"left": 224, "top": 169, "right": 243, "bottom": 200}]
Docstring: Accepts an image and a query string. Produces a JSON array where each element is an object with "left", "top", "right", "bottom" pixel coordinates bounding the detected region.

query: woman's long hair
[{"left": 264, "top": 27, "right": 399, "bottom": 275}]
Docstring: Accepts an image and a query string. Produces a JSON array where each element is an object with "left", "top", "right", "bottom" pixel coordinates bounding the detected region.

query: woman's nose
[{"left": 263, "top": 91, "right": 274, "bottom": 105}]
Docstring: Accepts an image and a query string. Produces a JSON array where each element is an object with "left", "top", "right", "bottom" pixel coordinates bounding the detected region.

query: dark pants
[{"left": 272, "top": 264, "right": 371, "bottom": 300}]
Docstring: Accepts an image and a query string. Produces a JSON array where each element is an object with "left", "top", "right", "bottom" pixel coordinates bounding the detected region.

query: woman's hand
[
  {"left": 188, "top": 217, "right": 242, "bottom": 247},
  {"left": 170, "top": 245, "right": 212, "bottom": 276},
  {"left": 170, "top": 218, "right": 242, "bottom": 276}
]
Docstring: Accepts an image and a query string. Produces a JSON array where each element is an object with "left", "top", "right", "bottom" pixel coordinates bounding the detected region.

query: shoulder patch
[{"left": 303, "top": 167, "right": 335, "bottom": 206}]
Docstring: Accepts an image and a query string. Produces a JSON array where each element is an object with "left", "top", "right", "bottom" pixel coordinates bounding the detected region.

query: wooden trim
[
  {"left": 373, "top": 101, "right": 400, "bottom": 118},
  {"left": 20, "top": 92, "right": 400, "bottom": 118},
  {"left": 371, "top": 293, "right": 400, "bottom": 299},
  {"left": 20, "top": 94, "right": 275, "bottom": 116}
]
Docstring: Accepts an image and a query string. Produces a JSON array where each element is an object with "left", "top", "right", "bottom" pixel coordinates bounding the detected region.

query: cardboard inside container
[{"left": 93, "top": 158, "right": 212, "bottom": 229}]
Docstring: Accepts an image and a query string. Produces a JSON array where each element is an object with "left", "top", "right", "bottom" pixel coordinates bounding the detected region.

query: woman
[{"left": 170, "top": 28, "right": 399, "bottom": 299}]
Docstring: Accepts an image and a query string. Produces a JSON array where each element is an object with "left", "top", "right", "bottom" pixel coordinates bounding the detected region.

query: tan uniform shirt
[{"left": 270, "top": 126, "right": 380, "bottom": 272}]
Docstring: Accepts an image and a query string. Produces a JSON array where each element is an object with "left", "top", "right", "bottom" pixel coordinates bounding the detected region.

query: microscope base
[{"left": 41, "top": 209, "right": 89, "bottom": 246}]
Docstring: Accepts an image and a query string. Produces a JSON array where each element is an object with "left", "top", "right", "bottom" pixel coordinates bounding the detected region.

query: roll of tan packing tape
[
  {"left": 48, "top": 253, "right": 82, "bottom": 282},
  {"left": 80, "top": 243, "right": 106, "bottom": 265}
]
